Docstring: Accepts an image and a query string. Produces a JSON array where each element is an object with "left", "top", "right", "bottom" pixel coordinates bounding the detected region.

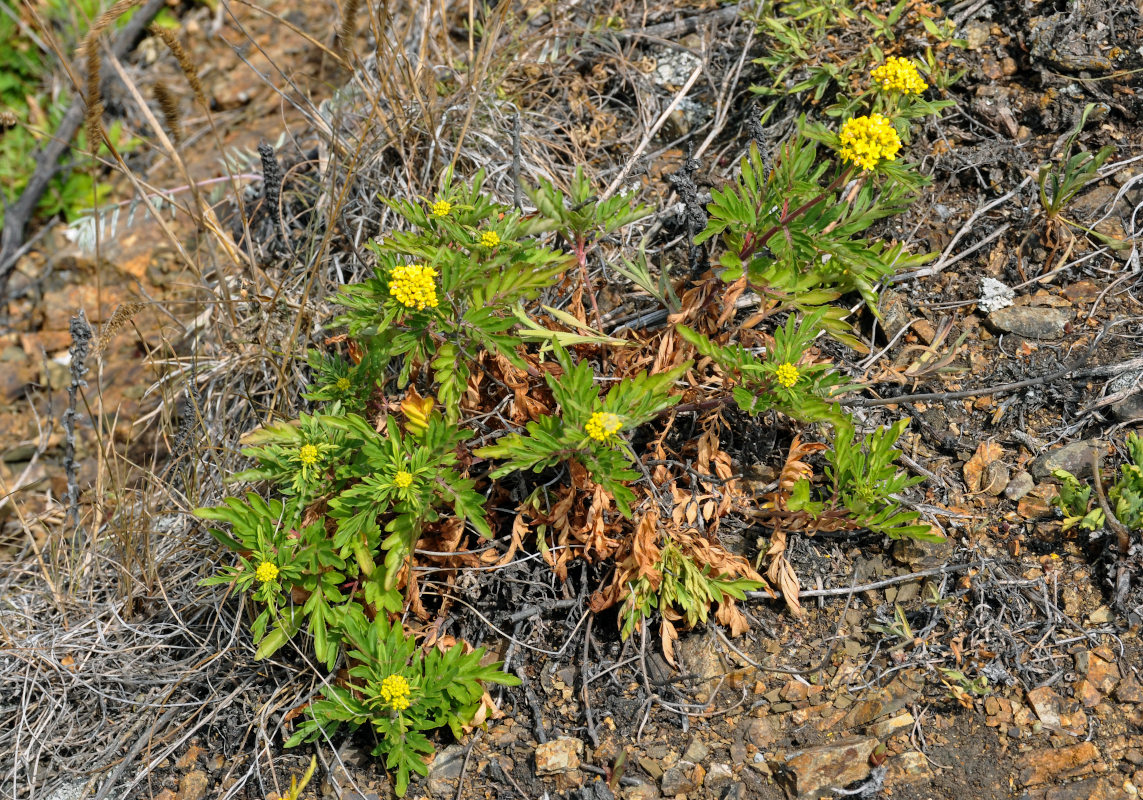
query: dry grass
[{"left": 0, "top": 1, "right": 763, "bottom": 797}]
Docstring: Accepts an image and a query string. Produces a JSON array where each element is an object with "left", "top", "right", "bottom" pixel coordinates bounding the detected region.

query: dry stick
[
  {"left": 894, "top": 175, "right": 1033, "bottom": 282},
  {"left": 0, "top": 0, "right": 167, "bottom": 297},
  {"left": 600, "top": 61, "right": 705, "bottom": 202}
]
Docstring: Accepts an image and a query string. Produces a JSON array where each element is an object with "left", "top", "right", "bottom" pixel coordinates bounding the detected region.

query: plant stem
[{"left": 739, "top": 165, "right": 856, "bottom": 262}]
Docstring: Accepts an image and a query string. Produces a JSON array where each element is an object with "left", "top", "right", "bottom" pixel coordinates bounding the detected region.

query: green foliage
[
  {"left": 332, "top": 167, "right": 570, "bottom": 421},
  {"left": 1053, "top": 433, "right": 1143, "bottom": 533},
  {"left": 473, "top": 345, "right": 688, "bottom": 517},
  {"left": 810, "top": 419, "right": 937, "bottom": 541},
  {"left": 1052, "top": 468, "right": 1105, "bottom": 532},
  {"left": 285, "top": 609, "right": 519, "bottom": 797},
  {"left": 619, "top": 540, "right": 762, "bottom": 640},
  {"left": 677, "top": 311, "right": 851, "bottom": 426},
  {"left": 196, "top": 407, "right": 490, "bottom": 668},
  {"left": 698, "top": 135, "right": 932, "bottom": 345},
  {"left": 528, "top": 166, "right": 652, "bottom": 241},
  {"left": 749, "top": 0, "right": 961, "bottom": 121},
  {"left": 1038, "top": 103, "right": 1115, "bottom": 219},
  {"left": 0, "top": 2, "right": 143, "bottom": 225}
]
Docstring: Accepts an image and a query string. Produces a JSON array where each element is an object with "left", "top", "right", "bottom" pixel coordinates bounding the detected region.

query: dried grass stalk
[
  {"left": 149, "top": 25, "right": 206, "bottom": 108},
  {"left": 96, "top": 301, "right": 148, "bottom": 357},
  {"left": 153, "top": 82, "right": 182, "bottom": 145},
  {"left": 84, "top": 34, "right": 105, "bottom": 150}
]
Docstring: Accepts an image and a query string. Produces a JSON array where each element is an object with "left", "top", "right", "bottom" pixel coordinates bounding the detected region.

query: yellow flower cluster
[
  {"left": 336, "top": 377, "right": 351, "bottom": 392},
  {"left": 255, "top": 561, "right": 279, "bottom": 583},
  {"left": 380, "top": 674, "right": 412, "bottom": 711},
  {"left": 430, "top": 200, "right": 452, "bottom": 217},
  {"left": 775, "top": 362, "right": 800, "bottom": 389},
  {"left": 871, "top": 57, "right": 928, "bottom": 95},
  {"left": 585, "top": 412, "right": 622, "bottom": 442},
  {"left": 838, "top": 114, "right": 902, "bottom": 172},
  {"left": 393, "top": 470, "right": 414, "bottom": 489},
  {"left": 389, "top": 264, "right": 439, "bottom": 310},
  {"left": 479, "top": 230, "right": 501, "bottom": 248},
  {"left": 298, "top": 444, "right": 320, "bottom": 467}
]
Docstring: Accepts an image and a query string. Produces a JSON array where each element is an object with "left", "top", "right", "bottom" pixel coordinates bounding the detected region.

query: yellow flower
[
  {"left": 389, "top": 264, "right": 439, "bottom": 310},
  {"left": 775, "top": 362, "right": 800, "bottom": 389},
  {"left": 298, "top": 444, "right": 320, "bottom": 467},
  {"left": 838, "top": 114, "right": 902, "bottom": 172},
  {"left": 430, "top": 200, "right": 452, "bottom": 217},
  {"left": 255, "top": 561, "right": 279, "bottom": 583},
  {"left": 380, "top": 673, "right": 412, "bottom": 711},
  {"left": 336, "top": 377, "right": 351, "bottom": 392},
  {"left": 585, "top": 411, "right": 622, "bottom": 442},
  {"left": 871, "top": 57, "right": 928, "bottom": 95},
  {"left": 393, "top": 470, "right": 413, "bottom": 489},
  {"left": 479, "top": 230, "right": 500, "bottom": 248}
]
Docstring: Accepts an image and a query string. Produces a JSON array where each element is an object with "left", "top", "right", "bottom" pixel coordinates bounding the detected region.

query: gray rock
[
  {"left": 1112, "top": 393, "right": 1143, "bottom": 423},
  {"left": 660, "top": 761, "right": 700, "bottom": 796},
  {"left": 682, "top": 737, "right": 709, "bottom": 764},
  {"left": 428, "top": 744, "right": 467, "bottom": 798},
  {"left": 978, "top": 278, "right": 1015, "bottom": 312},
  {"left": 986, "top": 306, "right": 1071, "bottom": 340},
  {"left": 1030, "top": 440, "right": 1104, "bottom": 480},
  {"left": 705, "top": 763, "right": 734, "bottom": 792},
  {"left": 1004, "top": 470, "right": 1035, "bottom": 501}
]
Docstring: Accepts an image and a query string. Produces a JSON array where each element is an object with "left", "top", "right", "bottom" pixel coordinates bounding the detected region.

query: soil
[{"left": 3, "top": 0, "right": 1143, "bottom": 799}]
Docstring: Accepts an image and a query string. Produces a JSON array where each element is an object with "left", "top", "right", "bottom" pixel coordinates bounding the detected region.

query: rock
[
  {"left": 674, "top": 632, "right": 727, "bottom": 686},
  {"left": 1112, "top": 394, "right": 1143, "bottom": 423},
  {"left": 1031, "top": 440, "right": 1104, "bottom": 481},
  {"left": 1042, "top": 776, "right": 1132, "bottom": 800},
  {"left": 177, "top": 770, "right": 209, "bottom": 800},
  {"left": 536, "top": 737, "right": 584, "bottom": 774},
  {"left": 780, "top": 680, "right": 810, "bottom": 703},
  {"left": 1087, "top": 655, "right": 1121, "bottom": 694},
  {"left": 986, "top": 306, "right": 1071, "bottom": 340},
  {"left": 705, "top": 763, "right": 734, "bottom": 792},
  {"left": 1116, "top": 675, "right": 1143, "bottom": 704},
  {"left": 1018, "top": 741, "right": 1100, "bottom": 786},
  {"left": 660, "top": 761, "right": 702, "bottom": 796},
  {"left": 1089, "top": 606, "right": 1115, "bottom": 624},
  {"left": 871, "top": 712, "right": 915, "bottom": 740},
  {"left": 963, "top": 21, "right": 990, "bottom": 49},
  {"left": 778, "top": 737, "right": 877, "bottom": 798},
  {"left": 1076, "top": 678, "right": 1104, "bottom": 708},
  {"left": 843, "top": 679, "right": 918, "bottom": 727},
  {"left": 890, "top": 537, "right": 952, "bottom": 569},
  {"left": 979, "top": 278, "right": 1015, "bottom": 312},
  {"left": 428, "top": 744, "right": 467, "bottom": 797},
  {"left": 622, "top": 783, "right": 659, "bottom": 800},
  {"left": 1005, "top": 470, "right": 1035, "bottom": 501},
  {"left": 886, "top": 751, "right": 932, "bottom": 785},
  {"left": 639, "top": 756, "right": 664, "bottom": 780},
  {"left": 682, "top": 737, "right": 709, "bottom": 764}
]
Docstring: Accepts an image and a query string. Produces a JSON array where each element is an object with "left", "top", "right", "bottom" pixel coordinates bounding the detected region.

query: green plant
[
  {"left": 0, "top": 2, "right": 143, "bottom": 225},
  {"left": 698, "top": 130, "right": 931, "bottom": 346},
  {"left": 1054, "top": 433, "right": 1143, "bottom": 535},
  {"left": 619, "top": 539, "right": 762, "bottom": 640},
  {"left": 1038, "top": 103, "right": 1115, "bottom": 221},
  {"left": 677, "top": 310, "right": 851, "bottom": 425},
  {"left": 798, "top": 419, "right": 937, "bottom": 541},
  {"left": 473, "top": 344, "right": 688, "bottom": 517},
  {"left": 285, "top": 609, "right": 519, "bottom": 797},
  {"left": 750, "top": 0, "right": 961, "bottom": 123},
  {"left": 331, "top": 167, "right": 570, "bottom": 421}
]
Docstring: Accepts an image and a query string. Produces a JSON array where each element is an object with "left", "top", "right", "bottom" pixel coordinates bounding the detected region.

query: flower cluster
[
  {"left": 479, "top": 230, "right": 500, "bottom": 248},
  {"left": 871, "top": 57, "right": 927, "bottom": 95},
  {"left": 255, "top": 561, "right": 279, "bottom": 583},
  {"left": 774, "top": 362, "right": 800, "bottom": 389},
  {"left": 429, "top": 199, "right": 452, "bottom": 217},
  {"left": 838, "top": 113, "right": 902, "bottom": 171},
  {"left": 336, "top": 377, "right": 351, "bottom": 393},
  {"left": 393, "top": 470, "right": 414, "bottom": 489},
  {"left": 379, "top": 673, "right": 412, "bottom": 711},
  {"left": 298, "top": 444, "right": 320, "bottom": 467},
  {"left": 389, "top": 264, "right": 439, "bottom": 310},
  {"left": 585, "top": 412, "right": 622, "bottom": 442}
]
